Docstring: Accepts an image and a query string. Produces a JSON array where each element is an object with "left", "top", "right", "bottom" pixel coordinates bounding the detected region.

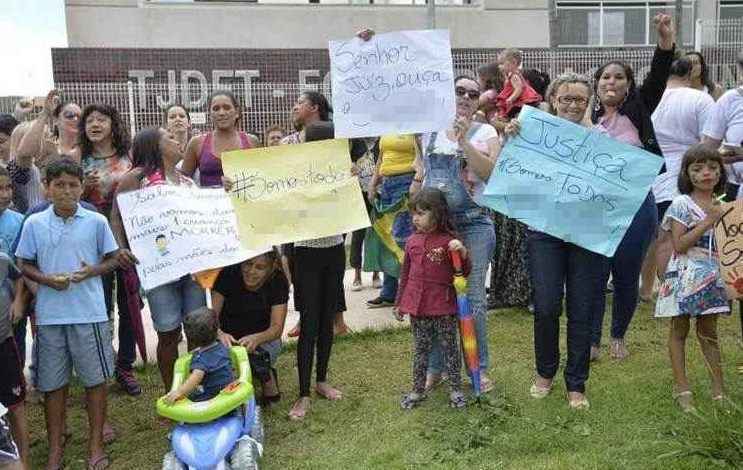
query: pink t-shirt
[{"left": 595, "top": 113, "right": 642, "bottom": 147}]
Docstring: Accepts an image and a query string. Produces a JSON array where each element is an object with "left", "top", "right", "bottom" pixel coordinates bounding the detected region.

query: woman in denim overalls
[{"left": 410, "top": 76, "right": 500, "bottom": 393}]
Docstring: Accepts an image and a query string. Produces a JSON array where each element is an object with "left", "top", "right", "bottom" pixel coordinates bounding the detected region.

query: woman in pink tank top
[{"left": 180, "top": 90, "right": 258, "bottom": 187}]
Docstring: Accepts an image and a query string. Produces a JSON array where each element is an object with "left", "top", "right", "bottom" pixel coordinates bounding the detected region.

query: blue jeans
[
  {"left": 529, "top": 230, "right": 609, "bottom": 393},
  {"left": 146, "top": 276, "right": 206, "bottom": 333},
  {"left": 592, "top": 193, "right": 658, "bottom": 345},
  {"left": 380, "top": 273, "right": 398, "bottom": 302},
  {"left": 428, "top": 221, "right": 495, "bottom": 375}
]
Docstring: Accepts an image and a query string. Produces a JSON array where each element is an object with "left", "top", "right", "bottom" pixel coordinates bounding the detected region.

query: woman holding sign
[
  {"left": 410, "top": 75, "right": 499, "bottom": 393},
  {"left": 110, "top": 127, "right": 206, "bottom": 391},
  {"left": 590, "top": 14, "right": 676, "bottom": 361},
  {"left": 180, "top": 89, "right": 258, "bottom": 188},
  {"left": 523, "top": 73, "right": 610, "bottom": 409}
]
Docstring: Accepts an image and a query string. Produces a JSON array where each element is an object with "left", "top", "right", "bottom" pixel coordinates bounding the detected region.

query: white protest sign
[
  {"left": 329, "top": 29, "right": 456, "bottom": 138},
  {"left": 117, "top": 185, "right": 265, "bottom": 291}
]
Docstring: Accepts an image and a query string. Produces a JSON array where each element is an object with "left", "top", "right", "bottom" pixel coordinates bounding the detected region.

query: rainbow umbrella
[
  {"left": 451, "top": 250, "right": 480, "bottom": 396},
  {"left": 121, "top": 267, "right": 147, "bottom": 363}
]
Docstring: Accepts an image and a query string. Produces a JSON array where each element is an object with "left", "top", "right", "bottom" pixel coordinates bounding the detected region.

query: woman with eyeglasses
[
  {"left": 410, "top": 75, "right": 499, "bottom": 393},
  {"left": 589, "top": 14, "right": 676, "bottom": 363}
]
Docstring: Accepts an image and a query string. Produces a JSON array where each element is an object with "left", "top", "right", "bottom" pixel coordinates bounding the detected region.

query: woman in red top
[{"left": 393, "top": 188, "right": 470, "bottom": 409}]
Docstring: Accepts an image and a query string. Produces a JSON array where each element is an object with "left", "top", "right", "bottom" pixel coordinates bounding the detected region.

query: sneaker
[
  {"left": 351, "top": 280, "right": 363, "bottom": 292},
  {"left": 372, "top": 278, "right": 382, "bottom": 289},
  {"left": 115, "top": 367, "right": 142, "bottom": 396},
  {"left": 366, "top": 297, "right": 394, "bottom": 308}
]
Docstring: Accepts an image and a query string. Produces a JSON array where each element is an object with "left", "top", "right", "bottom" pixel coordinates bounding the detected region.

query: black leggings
[{"left": 294, "top": 244, "right": 346, "bottom": 397}]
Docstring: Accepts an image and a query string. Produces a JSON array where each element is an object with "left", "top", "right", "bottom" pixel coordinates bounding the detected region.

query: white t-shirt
[
  {"left": 703, "top": 87, "right": 743, "bottom": 188},
  {"left": 651, "top": 87, "right": 714, "bottom": 203},
  {"left": 423, "top": 122, "right": 498, "bottom": 200}
]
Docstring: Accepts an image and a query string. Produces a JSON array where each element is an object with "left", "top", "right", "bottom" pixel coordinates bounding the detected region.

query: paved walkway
[{"left": 23, "top": 270, "right": 408, "bottom": 369}]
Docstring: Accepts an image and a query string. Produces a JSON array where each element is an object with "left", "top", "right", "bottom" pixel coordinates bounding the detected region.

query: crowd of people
[{"left": 0, "top": 14, "right": 742, "bottom": 470}]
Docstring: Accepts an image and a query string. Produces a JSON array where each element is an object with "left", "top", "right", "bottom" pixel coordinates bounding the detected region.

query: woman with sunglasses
[
  {"left": 14, "top": 90, "right": 81, "bottom": 167},
  {"left": 410, "top": 75, "right": 500, "bottom": 393}
]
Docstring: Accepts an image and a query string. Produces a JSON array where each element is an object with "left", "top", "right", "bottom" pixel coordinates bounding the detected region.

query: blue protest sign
[{"left": 478, "top": 106, "right": 663, "bottom": 257}]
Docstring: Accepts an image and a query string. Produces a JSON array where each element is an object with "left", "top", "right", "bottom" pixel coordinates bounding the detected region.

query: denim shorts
[
  {"left": 35, "top": 322, "right": 114, "bottom": 392},
  {"left": 146, "top": 275, "right": 206, "bottom": 333}
]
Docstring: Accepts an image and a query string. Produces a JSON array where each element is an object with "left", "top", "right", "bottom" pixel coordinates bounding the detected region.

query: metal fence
[{"left": 3, "top": 22, "right": 741, "bottom": 138}]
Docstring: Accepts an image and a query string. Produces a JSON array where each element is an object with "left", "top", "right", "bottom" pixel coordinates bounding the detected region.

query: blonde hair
[
  {"left": 502, "top": 48, "right": 523, "bottom": 65},
  {"left": 544, "top": 72, "right": 593, "bottom": 115}
]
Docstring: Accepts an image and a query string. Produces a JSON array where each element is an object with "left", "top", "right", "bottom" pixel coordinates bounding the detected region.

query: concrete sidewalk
[{"left": 22, "top": 270, "right": 407, "bottom": 368}]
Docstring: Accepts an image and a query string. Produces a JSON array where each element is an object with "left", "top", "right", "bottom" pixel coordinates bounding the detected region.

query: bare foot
[
  {"left": 287, "top": 322, "right": 300, "bottom": 338},
  {"left": 288, "top": 397, "right": 310, "bottom": 420},
  {"left": 334, "top": 323, "right": 351, "bottom": 336},
  {"left": 315, "top": 382, "right": 342, "bottom": 400}
]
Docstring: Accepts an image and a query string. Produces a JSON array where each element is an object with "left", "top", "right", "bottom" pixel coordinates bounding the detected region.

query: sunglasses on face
[
  {"left": 455, "top": 87, "right": 480, "bottom": 100},
  {"left": 62, "top": 111, "right": 80, "bottom": 120}
]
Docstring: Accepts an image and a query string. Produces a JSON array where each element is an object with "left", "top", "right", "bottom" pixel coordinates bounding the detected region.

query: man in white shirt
[{"left": 702, "top": 49, "right": 743, "bottom": 200}]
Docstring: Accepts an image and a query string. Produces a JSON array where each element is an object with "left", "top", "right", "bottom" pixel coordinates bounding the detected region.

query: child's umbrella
[
  {"left": 194, "top": 268, "right": 223, "bottom": 309},
  {"left": 451, "top": 250, "right": 481, "bottom": 396}
]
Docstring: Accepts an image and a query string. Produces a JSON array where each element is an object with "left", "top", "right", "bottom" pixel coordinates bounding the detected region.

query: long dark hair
[
  {"left": 677, "top": 144, "right": 727, "bottom": 196},
  {"left": 131, "top": 127, "right": 164, "bottom": 179},
  {"left": 208, "top": 89, "right": 241, "bottom": 128},
  {"left": 300, "top": 91, "right": 332, "bottom": 122},
  {"left": 685, "top": 51, "right": 716, "bottom": 94},
  {"left": 592, "top": 60, "right": 637, "bottom": 120},
  {"left": 78, "top": 104, "right": 131, "bottom": 158},
  {"left": 408, "top": 188, "right": 457, "bottom": 236},
  {"left": 51, "top": 100, "right": 78, "bottom": 138}
]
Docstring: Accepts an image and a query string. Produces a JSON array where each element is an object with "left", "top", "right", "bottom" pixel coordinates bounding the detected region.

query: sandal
[
  {"left": 673, "top": 390, "right": 695, "bottom": 412},
  {"left": 480, "top": 375, "right": 495, "bottom": 394},
  {"left": 400, "top": 392, "right": 426, "bottom": 410},
  {"left": 287, "top": 323, "right": 300, "bottom": 338},
  {"left": 610, "top": 338, "right": 629, "bottom": 360},
  {"left": 87, "top": 455, "right": 110, "bottom": 470},
  {"left": 568, "top": 392, "right": 590, "bottom": 410},
  {"left": 529, "top": 379, "right": 553, "bottom": 399},
  {"left": 102, "top": 423, "right": 116, "bottom": 445},
  {"left": 449, "top": 391, "right": 466, "bottom": 409}
]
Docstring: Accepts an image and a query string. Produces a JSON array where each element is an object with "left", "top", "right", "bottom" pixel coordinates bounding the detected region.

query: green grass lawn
[{"left": 26, "top": 301, "right": 743, "bottom": 469}]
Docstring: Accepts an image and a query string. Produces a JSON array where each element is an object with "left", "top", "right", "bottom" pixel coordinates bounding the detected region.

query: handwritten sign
[
  {"left": 715, "top": 200, "right": 743, "bottom": 299},
  {"left": 478, "top": 106, "right": 664, "bottom": 257},
  {"left": 329, "top": 29, "right": 456, "bottom": 138},
  {"left": 222, "top": 139, "right": 371, "bottom": 248},
  {"left": 117, "top": 185, "right": 263, "bottom": 291}
]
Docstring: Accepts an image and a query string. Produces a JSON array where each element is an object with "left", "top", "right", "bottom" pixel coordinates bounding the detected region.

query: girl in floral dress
[{"left": 655, "top": 144, "right": 730, "bottom": 412}]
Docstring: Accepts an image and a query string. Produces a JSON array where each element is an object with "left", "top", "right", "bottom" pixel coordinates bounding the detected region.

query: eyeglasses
[
  {"left": 455, "top": 87, "right": 481, "bottom": 100},
  {"left": 557, "top": 96, "right": 589, "bottom": 106},
  {"left": 62, "top": 111, "right": 80, "bottom": 120}
]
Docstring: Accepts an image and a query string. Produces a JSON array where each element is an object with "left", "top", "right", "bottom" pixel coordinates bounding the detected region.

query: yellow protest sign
[
  {"left": 221, "top": 139, "right": 371, "bottom": 248},
  {"left": 715, "top": 199, "right": 743, "bottom": 300}
]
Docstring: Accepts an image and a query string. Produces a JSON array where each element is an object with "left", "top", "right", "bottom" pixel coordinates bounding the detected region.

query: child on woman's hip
[{"left": 393, "top": 187, "right": 471, "bottom": 410}]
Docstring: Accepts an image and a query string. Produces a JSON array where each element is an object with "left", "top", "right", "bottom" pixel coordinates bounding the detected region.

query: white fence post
[{"left": 127, "top": 81, "right": 136, "bottom": 137}]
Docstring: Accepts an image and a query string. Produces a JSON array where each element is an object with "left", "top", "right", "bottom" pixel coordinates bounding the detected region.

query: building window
[
  {"left": 556, "top": 1, "right": 694, "bottom": 46},
  {"left": 719, "top": 1, "right": 743, "bottom": 20}
]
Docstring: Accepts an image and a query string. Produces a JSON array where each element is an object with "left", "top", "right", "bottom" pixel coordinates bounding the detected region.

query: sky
[{"left": 0, "top": 0, "right": 67, "bottom": 96}]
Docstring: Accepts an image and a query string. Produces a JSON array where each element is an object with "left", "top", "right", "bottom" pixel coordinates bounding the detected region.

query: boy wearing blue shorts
[{"left": 15, "top": 159, "right": 132, "bottom": 470}]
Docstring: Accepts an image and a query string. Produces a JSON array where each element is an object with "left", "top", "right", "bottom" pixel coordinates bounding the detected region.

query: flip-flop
[{"left": 87, "top": 455, "right": 110, "bottom": 470}]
